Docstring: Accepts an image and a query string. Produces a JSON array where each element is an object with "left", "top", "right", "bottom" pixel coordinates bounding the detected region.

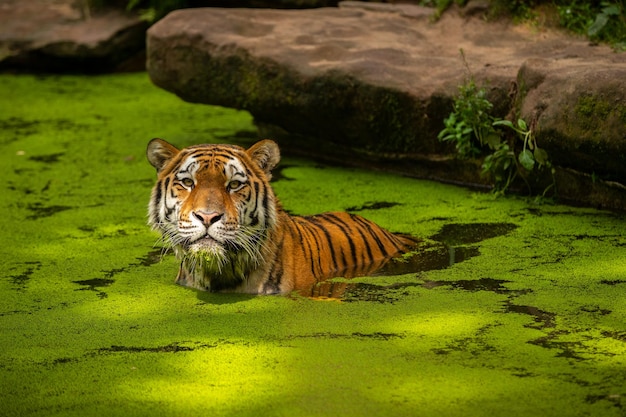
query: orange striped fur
[{"left": 147, "top": 139, "right": 416, "bottom": 294}]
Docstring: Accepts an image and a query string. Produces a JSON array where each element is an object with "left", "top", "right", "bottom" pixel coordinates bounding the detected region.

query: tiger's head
[{"left": 146, "top": 139, "right": 281, "bottom": 290}]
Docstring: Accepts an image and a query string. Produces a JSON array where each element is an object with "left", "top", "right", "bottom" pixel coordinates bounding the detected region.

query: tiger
[{"left": 146, "top": 138, "right": 417, "bottom": 294}]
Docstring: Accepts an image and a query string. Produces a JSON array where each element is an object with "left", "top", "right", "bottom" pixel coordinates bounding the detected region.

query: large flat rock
[
  {"left": 0, "top": 0, "right": 147, "bottom": 72},
  {"left": 147, "top": 3, "right": 626, "bottom": 209}
]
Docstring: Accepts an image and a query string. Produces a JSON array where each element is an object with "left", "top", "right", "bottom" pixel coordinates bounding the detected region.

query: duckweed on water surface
[{"left": 0, "top": 73, "right": 625, "bottom": 417}]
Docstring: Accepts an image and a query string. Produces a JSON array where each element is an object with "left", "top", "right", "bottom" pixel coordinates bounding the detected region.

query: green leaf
[
  {"left": 517, "top": 118, "right": 528, "bottom": 131},
  {"left": 126, "top": 0, "right": 142, "bottom": 11},
  {"left": 534, "top": 147, "right": 549, "bottom": 166},
  {"left": 493, "top": 120, "right": 514, "bottom": 129},
  {"left": 602, "top": 5, "right": 621, "bottom": 16},
  {"left": 518, "top": 149, "right": 535, "bottom": 171},
  {"left": 485, "top": 132, "right": 501, "bottom": 150},
  {"left": 588, "top": 13, "right": 609, "bottom": 37}
]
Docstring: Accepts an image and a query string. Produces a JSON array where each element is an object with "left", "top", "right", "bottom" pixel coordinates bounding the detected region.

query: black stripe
[
  {"left": 162, "top": 177, "right": 173, "bottom": 221},
  {"left": 287, "top": 216, "right": 305, "bottom": 245},
  {"left": 316, "top": 213, "right": 358, "bottom": 268},
  {"left": 295, "top": 218, "right": 322, "bottom": 277},
  {"left": 187, "top": 149, "right": 236, "bottom": 160},
  {"left": 162, "top": 152, "right": 191, "bottom": 177},
  {"left": 265, "top": 240, "right": 284, "bottom": 292},
  {"left": 348, "top": 218, "right": 373, "bottom": 265},
  {"left": 249, "top": 182, "right": 260, "bottom": 226},
  {"left": 303, "top": 220, "right": 325, "bottom": 277},
  {"left": 350, "top": 214, "right": 393, "bottom": 257},
  {"left": 305, "top": 216, "right": 340, "bottom": 273}
]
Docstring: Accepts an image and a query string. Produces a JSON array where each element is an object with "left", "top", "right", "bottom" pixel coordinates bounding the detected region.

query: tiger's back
[
  {"left": 261, "top": 211, "right": 415, "bottom": 293},
  {"left": 147, "top": 138, "right": 416, "bottom": 294}
]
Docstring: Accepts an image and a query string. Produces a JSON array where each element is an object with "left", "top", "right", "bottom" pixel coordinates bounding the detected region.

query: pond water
[
  {"left": 306, "top": 222, "right": 516, "bottom": 298},
  {"left": 0, "top": 73, "right": 625, "bottom": 417}
]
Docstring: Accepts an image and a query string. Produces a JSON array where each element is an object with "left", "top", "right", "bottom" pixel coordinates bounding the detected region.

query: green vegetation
[
  {"left": 1, "top": 73, "right": 626, "bottom": 416},
  {"left": 437, "top": 55, "right": 555, "bottom": 196},
  {"left": 84, "top": 0, "right": 189, "bottom": 21},
  {"left": 125, "top": 0, "right": 190, "bottom": 22},
  {"left": 421, "top": 0, "right": 626, "bottom": 49},
  {"left": 557, "top": 1, "right": 626, "bottom": 49},
  {"left": 81, "top": 0, "right": 626, "bottom": 47}
]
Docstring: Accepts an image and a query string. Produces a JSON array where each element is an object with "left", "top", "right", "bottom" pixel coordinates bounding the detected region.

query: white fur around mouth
[{"left": 188, "top": 236, "right": 222, "bottom": 253}]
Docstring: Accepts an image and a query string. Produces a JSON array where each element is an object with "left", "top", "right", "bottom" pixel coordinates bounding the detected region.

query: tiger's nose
[{"left": 192, "top": 211, "right": 223, "bottom": 227}]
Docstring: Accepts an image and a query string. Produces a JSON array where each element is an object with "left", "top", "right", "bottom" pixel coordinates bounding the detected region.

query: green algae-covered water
[{"left": 1, "top": 73, "right": 625, "bottom": 417}]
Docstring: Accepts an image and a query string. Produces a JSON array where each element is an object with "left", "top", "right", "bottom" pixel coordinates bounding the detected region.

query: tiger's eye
[
  {"left": 181, "top": 178, "right": 194, "bottom": 188},
  {"left": 228, "top": 180, "right": 242, "bottom": 191}
]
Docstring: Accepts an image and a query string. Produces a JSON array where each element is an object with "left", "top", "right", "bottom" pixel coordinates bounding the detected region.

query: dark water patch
[
  {"left": 72, "top": 278, "right": 114, "bottom": 299},
  {"left": 427, "top": 216, "right": 453, "bottom": 221},
  {"left": 507, "top": 367, "right": 537, "bottom": 378},
  {"left": 13, "top": 167, "right": 34, "bottom": 176},
  {"left": 585, "top": 393, "right": 624, "bottom": 410},
  {"left": 526, "top": 207, "right": 543, "bottom": 216},
  {"left": 432, "top": 324, "right": 499, "bottom": 355},
  {"left": 311, "top": 281, "right": 422, "bottom": 303},
  {"left": 25, "top": 202, "right": 73, "bottom": 220},
  {"left": 600, "top": 279, "right": 626, "bottom": 285},
  {"left": 422, "top": 277, "right": 514, "bottom": 293},
  {"left": 46, "top": 342, "right": 218, "bottom": 367},
  {"left": 528, "top": 331, "right": 587, "bottom": 360},
  {"left": 8, "top": 261, "right": 42, "bottom": 290},
  {"left": 505, "top": 303, "right": 556, "bottom": 329},
  {"left": 71, "top": 249, "right": 168, "bottom": 299},
  {"left": 270, "top": 164, "right": 297, "bottom": 182},
  {"left": 306, "top": 242, "right": 482, "bottom": 300},
  {"left": 305, "top": 222, "right": 519, "bottom": 300},
  {"left": 0, "top": 117, "right": 40, "bottom": 129},
  {"left": 0, "top": 117, "right": 41, "bottom": 138},
  {"left": 137, "top": 249, "right": 166, "bottom": 267},
  {"left": 7, "top": 180, "right": 35, "bottom": 195},
  {"left": 290, "top": 332, "right": 403, "bottom": 341},
  {"left": 85, "top": 227, "right": 129, "bottom": 240},
  {"left": 430, "top": 222, "right": 518, "bottom": 246},
  {"left": 28, "top": 153, "right": 64, "bottom": 163},
  {"left": 0, "top": 117, "right": 84, "bottom": 137},
  {"left": 346, "top": 201, "right": 401, "bottom": 212},
  {"left": 99, "top": 343, "right": 197, "bottom": 353},
  {"left": 579, "top": 305, "right": 612, "bottom": 315},
  {"left": 40, "top": 180, "right": 52, "bottom": 193},
  {"left": 101, "top": 266, "right": 129, "bottom": 280},
  {"left": 378, "top": 245, "right": 480, "bottom": 277},
  {"left": 601, "top": 331, "right": 626, "bottom": 342},
  {"left": 513, "top": 207, "right": 624, "bottom": 221},
  {"left": 51, "top": 357, "right": 77, "bottom": 365},
  {"left": 350, "top": 332, "right": 402, "bottom": 340}
]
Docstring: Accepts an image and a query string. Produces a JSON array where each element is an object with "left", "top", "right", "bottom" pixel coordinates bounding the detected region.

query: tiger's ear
[
  {"left": 247, "top": 140, "right": 280, "bottom": 177},
  {"left": 147, "top": 138, "right": 180, "bottom": 172}
]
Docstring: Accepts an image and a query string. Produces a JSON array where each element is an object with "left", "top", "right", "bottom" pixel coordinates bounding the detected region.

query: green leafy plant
[
  {"left": 126, "top": 0, "right": 189, "bottom": 22},
  {"left": 424, "top": 1, "right": 626, "bottom": 50},
  {"left": 544, "top": 1, "right": 625, "bottom": 49},
  {"left": 438, "top": 78, "right": 499, "bottom": 158},
  {"left": 438, "top": 59, "right": 555, "bottom": 196},
  {"left": 83, "top": 0, "right": 188, "bottom": 22}
]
